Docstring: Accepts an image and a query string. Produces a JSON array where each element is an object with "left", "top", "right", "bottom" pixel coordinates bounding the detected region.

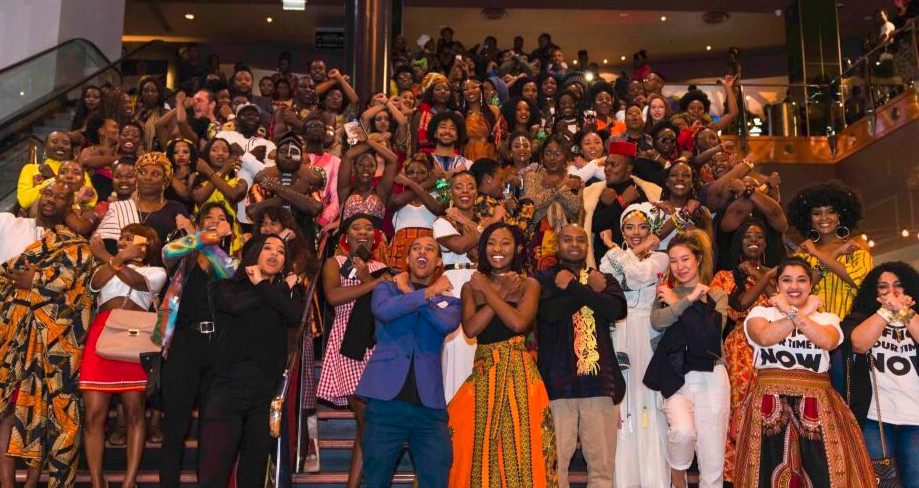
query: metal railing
[{"left": 268, "top": 233, "right": 330, "bottom": 486}]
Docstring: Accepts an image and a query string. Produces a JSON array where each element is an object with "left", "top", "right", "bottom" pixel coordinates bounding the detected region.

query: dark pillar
[
  {"left": 346, "top": 0, "right": 392, "bottom": 98},
  {"left": 785, "top": 0, "right": 843, "bottom": 135}
]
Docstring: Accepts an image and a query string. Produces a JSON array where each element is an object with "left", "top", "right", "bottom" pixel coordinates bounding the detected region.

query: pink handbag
[{"left": 95, "top": 306, "right": 161, "bottom": 363}]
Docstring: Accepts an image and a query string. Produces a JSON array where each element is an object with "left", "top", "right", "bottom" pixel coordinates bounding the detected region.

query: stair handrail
[
  {"left": 0, "top": 39, "right": 168, "bottom": 135},
  {"left": 269, "top": 231, "right": 331, "bottom": 486},
  {"left": 0, "top": 38, "right": 110, "bottom": 78}
]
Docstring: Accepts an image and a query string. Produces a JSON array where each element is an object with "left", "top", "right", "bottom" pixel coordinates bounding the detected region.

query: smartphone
[
  {"left": 343, "top": 121, "right": 364, "bottom": 145},
  {"left": 133, "top": 235, "right": 148, "bottom": 246}
]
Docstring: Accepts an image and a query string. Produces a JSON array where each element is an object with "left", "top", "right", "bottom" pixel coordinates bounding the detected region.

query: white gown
[
  {"left": 600, "top": 247, "right": 671, "bottom": 488},
  {"left": 433, "top": 217, "right": 477, "bottom": 404}
]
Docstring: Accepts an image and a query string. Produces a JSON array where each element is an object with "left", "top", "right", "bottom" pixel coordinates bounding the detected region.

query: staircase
[{"left": 14, "top": 359, "right": 591, "bottom": 487}]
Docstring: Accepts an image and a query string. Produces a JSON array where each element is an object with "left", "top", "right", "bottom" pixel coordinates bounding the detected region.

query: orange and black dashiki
[
  {"left": 0, "top": 225, "right": 94, "bottom": 488},
  {"left": 734, "top": 369, "right": 875, "bottom": 488},
  {"left": 710, "top": 269, "right": 773, "bottom": 483},
  {"left": 448, "top": 336, "right": 558, "bottom": 487}
]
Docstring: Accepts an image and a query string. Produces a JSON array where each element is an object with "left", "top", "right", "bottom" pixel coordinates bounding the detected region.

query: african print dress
[
  {"left": 710, "top": 269, "right": 773, "bottom": 483},
  {"left": 448, "top": 330, "right": 558, "bottom": 488},
  {"left": 735, "top": 306, "right": 874, "bottom": 488},
  {"left": 0, "top": 225, "right": 94, "bottom": 488}
]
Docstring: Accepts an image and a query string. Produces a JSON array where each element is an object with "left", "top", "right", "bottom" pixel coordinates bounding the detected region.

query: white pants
[
  {"left": 441, "top": 268, "right": 476, "bottom": 404},
  {"left": 662, "top": 365, "right": 730, "bottom": 488}
]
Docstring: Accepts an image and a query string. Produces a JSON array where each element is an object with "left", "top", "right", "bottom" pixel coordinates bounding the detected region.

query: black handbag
[
  {"left": 140, "top": 350, "right": 165, "bottom": 410},
  {"left": 869, "top": 355, "right": 903, "bottom": 488}
]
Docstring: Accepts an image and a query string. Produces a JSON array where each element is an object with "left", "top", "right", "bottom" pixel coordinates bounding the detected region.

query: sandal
[{"left": 107, "top": 424, "right": 127, "bottom": 446}]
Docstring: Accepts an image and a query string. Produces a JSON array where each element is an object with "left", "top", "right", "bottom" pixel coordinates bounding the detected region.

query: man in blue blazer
[{"left": 356, "top": 235, "right": 461, "bottom": 487}]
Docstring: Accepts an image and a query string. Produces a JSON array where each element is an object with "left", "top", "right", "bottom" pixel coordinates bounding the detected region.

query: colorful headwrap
[
  {"left": 620, "top": 202, "right": 666, "bottom": 235},
  {"left": 136, "top": 151, "right": 173, "bottom": 183},
  {"left": 420, "top": 73, "right": 448, "bottom": 95}
]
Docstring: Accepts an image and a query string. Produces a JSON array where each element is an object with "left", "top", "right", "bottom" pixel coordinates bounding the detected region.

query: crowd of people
[{"left": 0, "top": 23, "right": 917, "bottom": 488}]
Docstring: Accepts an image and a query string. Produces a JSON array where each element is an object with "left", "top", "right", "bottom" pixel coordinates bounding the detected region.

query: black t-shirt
[{"left": 394, "top": 283, "right": 427, "bottom": 405}]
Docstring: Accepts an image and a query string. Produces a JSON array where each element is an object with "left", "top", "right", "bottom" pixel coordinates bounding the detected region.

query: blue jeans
[
  {"left": 362, "top": 399, "right": 452, "bottom": 488},
  {"left": 862, "top": 419, "right": 919, "bottom": 488}
]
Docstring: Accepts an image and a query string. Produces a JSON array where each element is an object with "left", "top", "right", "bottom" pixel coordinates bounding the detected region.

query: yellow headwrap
[
  {"left": 135, "top": 151, "right": 173, "bottom": 183},
  {"left": 420, "top": 73, "right": 448, "bottom": 95}
]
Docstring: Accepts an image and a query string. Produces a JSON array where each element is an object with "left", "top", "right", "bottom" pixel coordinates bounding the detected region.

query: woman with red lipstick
[
  {"left": 598, "top": 202, "right": 670, "bottom": 487},
  {"left": 317, "top": 213, "right": 392, "bottom": 488},
  {"left": 644, "top": 229, "right": 730, "bottom": 488},
  {"left": 736, "top": 257, "right": 874, "bottom": 488},
  {"left": 710, "top": 218, "right": 778, "bottom": 484},
  {"left": 448, "top": 222, "right": 556, "bottom": 487},
  {"left": 788, "top": 180, "right": 871, "bottom": 393}
]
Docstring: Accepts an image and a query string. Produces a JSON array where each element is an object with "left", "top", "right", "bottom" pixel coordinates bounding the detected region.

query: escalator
[{"left": 0, "top": 38, "right": 166, "bottom": 211}]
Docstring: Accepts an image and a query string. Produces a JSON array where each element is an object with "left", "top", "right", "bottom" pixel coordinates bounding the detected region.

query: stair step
[
  {"left": 317, "top": 410, "right": 354, "bottom": 420},
  {"left": 106, "top": 438, "right": 197, "bottom": 449}
]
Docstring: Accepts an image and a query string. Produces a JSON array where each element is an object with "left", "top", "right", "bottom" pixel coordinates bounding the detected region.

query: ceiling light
[
  {"left": 660, "top": 15, "right": 667, "bottom": 22},
  {"left": 603, "top": 59, "right": 608, "bottom": 64},
  {"left": 868, "top": 240, "right": 876, "bottom": 248},
  {"left": 585, "top": 73, "right": 595, "bottom": 82},
  {"left": 572, "top": 60, "right": 578, "bottom": 65},
  {"left": 861, "top": 233, "right": 868, "bottom": 241},
  {"left": 706, "top": 45, "right": 712, "bottom": 51},
  {"left": 267, "top": 17, "right": 273, "bottom": 23},
  {"left": 620, "top": 55, "right": 626, "bottom": 61},
  {"left": 283, "top": 0, "right": 306, "bottom": 10},
  {"left": 185, "top": 13, "right": 195, "bottom": 20},
  {"left": 619, "top": 12, "right": 629, "bottom": 17},
  {"left": 903, "top": 229, "right": 910, "bottom": 237}
]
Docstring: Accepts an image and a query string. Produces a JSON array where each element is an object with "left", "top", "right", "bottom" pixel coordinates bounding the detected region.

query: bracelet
[
  {"left": 744, "top": 160, "right": 755, "bottom": 170},
  {"left": 877, "top": 306, "right": 898, "bottom": 323},
  {"left": 813, "top": 263, "right": 828, "bottom": 278},
  {"left": 902, "top": 309, "right": 917, "bottom": 324},
  {"left": 109, "top": 259, "right": 123, "bottom": 271},
  {"left": 895, "top": 306, "right": 914, "bottom": 322}
]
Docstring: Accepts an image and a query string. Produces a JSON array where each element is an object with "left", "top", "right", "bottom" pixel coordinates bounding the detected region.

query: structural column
[{"left": 346, "top": 0, "right": 394, "bottom": 97}]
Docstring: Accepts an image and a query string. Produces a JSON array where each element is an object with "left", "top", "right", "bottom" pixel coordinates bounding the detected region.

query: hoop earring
[
  {"left": 808, "top": 229, "right": 820, "bottom": 242},
  {"left": 835, "top": 226, "right": 850, "bottom": 240},
  {"left": 621, "top": 240, "right": 630, "bottom": 251}
]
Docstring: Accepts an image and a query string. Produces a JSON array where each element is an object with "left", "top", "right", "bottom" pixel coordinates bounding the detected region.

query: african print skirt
[
  {"left": 387, "top": 227, "right": 433, "bottom": 272},
  {"left": 723, "top": 324, "right": 757, "bottom": 482},
  {"left": 734, "top": 368, "right": 874, "bottom": 488},
  {"left": 447, "top": 335, "right": 558, "bottom": 488}
]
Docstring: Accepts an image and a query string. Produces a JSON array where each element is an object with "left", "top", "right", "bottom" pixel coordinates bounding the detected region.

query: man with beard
[
  {"left": 536, "top": 224, "right": 627, "bottom": 488},
  {"left": 357, "top": 235, "right": 461, "bottom": 488},
  {"left": 16, "top": 131, "right": 87, "bottom": 210},
  {"left": 0, "top": 182, "right": 94, "bottom": 488},
  {"left": 301, "top": 112, "right": 341, "bottom": 229},
  {"left": 215, "top": 103, "right": 277, "bottom": 229},
  {"left": 427, "top": 112, "right": 470, "bottom": 176},
  {"left": 247, "top": 131, "right": 324, "bottom": 243},
  {"left": 273, "top": 77, "right": 320, "bottom": 135},
  {"left": 582, "top": 141, "right": 662, "bottom": 269},
  {"left": 229, "top": 66, "right": 272, "bottom": 127}
]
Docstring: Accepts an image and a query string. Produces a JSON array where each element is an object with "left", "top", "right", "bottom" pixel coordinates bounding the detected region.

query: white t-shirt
[
  {"left": 868, "top": 324, "right": 919, "bottom": 425},
  {"left": 744, "top": 306, "right": 843, "bottom": 373},
  {"left": 215, "top": 130, "right": 277, "bottom": 224},
  {"left": 0, "top": 213, "right": 43, "bottom": 264},
  {"left": 92, "top": 265, "right": 168, "bottom": 311},
  {"left": 432, "top": 217, "right": 473, "bottom": 267}
]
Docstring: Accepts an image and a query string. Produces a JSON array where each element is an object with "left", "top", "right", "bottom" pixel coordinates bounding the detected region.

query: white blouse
[{"left": 92, "top": 264, "right": 168, "bottom": 311}]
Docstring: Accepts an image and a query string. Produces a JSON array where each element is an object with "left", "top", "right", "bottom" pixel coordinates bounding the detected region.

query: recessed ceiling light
[
  {"left": 619, "top": 12, "right": 629, "bottom": 17},
  {"left": 706, "top": 45, "right": 712, "bottom": 51},
  {"left": 572, "top": 60, "right": 578, "bottom": 65},
  {"left": 660, "top": 15, "right": 667, "bottom": 22},
  {"left": 620, "top": 55, "right": 626, "bottom": 61},
  {"left": 267, "top": 17, "right": 273, "bottom": 23},
  {"left": 185, "top": 13, "right": 195, "bottom": 20},
  {"left": 603, "top": 59, "right": 608, "bottom": 64}
]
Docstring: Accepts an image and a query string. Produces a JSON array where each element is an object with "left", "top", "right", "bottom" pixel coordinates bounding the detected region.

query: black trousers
[
  {"left": 196, "top": 362, "right": 277, "bottom": 488},
  {"left": 158, "top": 327, "right": 218, "bottom": 488}
]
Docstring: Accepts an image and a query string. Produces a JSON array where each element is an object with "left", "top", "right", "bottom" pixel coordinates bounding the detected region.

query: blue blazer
[{"left": 355, "top": 280, "right": 461, "bottom": 409}]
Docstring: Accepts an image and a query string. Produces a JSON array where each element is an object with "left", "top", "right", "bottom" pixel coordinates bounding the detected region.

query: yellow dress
[{"left": 796, "top": 249, "right": 872, "bottom": 317}]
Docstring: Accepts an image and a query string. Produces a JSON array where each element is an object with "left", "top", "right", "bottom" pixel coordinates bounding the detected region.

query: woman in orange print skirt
[{"left": 448, "top": 222, "right": 557, "bottom": 487}]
